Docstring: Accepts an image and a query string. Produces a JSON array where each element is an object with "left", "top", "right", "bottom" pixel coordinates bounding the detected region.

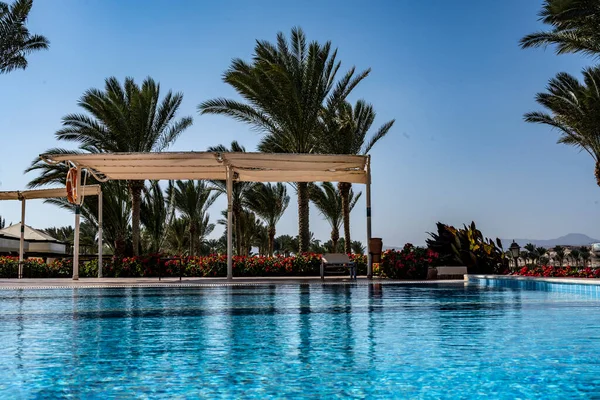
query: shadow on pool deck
[{"left": 0, "top": 276, "right": 465, "bottom": 289}]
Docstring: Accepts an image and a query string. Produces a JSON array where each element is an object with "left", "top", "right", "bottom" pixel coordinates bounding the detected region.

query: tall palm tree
[
  {"left": 199, "top": 27, "right": 370, "bottom": 252},
  {"left": 172, "top": 180, "right": 217, "bottom": 257},
  {"left": 520, "top": 0, "right": 600, "bottom": 58},
  {"left": 310, "top": 182, "right": 361, "bottom": 252},
  {"left": 207, "top": 141, "right": 255, "bottom": 256},
  {"left": 321, "top": 100, "right": 394, "bottom": 253},
  {"left": 0, "top": 0, "right": 48, "bottom": 74},
  {"left": 40, "top": 76, "right": 192, "bottom": 256},
  {"left": 140, "top": 181, "right": 175, "bottom": 254},
  {"left": 525, "top": 67, "right": 600, "bottom": 187},
  {"left": 244, "top": 183, "right": 290, "bottom": 256}
]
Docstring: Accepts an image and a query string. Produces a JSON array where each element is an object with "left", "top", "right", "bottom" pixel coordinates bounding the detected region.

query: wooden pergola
[
  {"left": 40, "top": 152, "right": 374, "bottom": 280},
  {"left": 0, "top": 185, "right": 103, "bottom": 278}
]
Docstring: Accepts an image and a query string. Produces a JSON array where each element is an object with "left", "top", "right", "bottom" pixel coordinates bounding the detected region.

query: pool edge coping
[
  {"left": 466, "top": 274, "right": 600, "bottom": 286},
  {"left": 0, "top": 278, "right": 466, "bottom": 290}
]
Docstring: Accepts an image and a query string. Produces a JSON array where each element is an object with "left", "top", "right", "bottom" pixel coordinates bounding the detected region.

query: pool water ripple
[{"left": 0, "top": 283, "right": 599, "bottom": 398}]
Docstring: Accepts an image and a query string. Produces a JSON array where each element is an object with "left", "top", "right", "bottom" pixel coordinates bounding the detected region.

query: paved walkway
[{"left": 0, "top": 276, "right": 466, "bottom": 289}]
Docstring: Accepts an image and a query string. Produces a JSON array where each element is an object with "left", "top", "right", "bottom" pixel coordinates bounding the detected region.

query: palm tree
[
  {"left": 207, "top": 141, "right": 254, "bottom": 256},
  {"left": 321, "top": 100, "right": 394, "bottom": 253},
  {"left": 310, "top": 182, "right": 361, "bottom": 252},
  {"left": 520, "top": 0, "right": 600, "bottom": 58},
  {"left": 165, "top": 217, "right": 189, "bottom": 255},
  {"left": 218, "top": 209, "right": 265, "bottom": 256},
  {"left": 524, "top": 243, "right": 537, "bottom": 265},
  {"left": 199, "top": 27, "right": 370, "bottom": 252},
  {"left": 42, "top": 76, "right": 192, "bottom": 256},
  {"left": 351, "top": 240, "right": 365, "bottom": 254},
  {"left": 569, "top": 248, "right": 581, "bottom": 267},
  {"left": 580, "top": 246, "right": 591, "bottom": 267},
  {"left": 554, "top": 245, "right": 566, "bottom": 267},
  {"left": 525, "top": 67, "right": 600, "bottom": 187},
  {"left": 140, "top": 181, "right": 175, "bottom": 254},
  {"left": 43, "top": 226, "right": 74, "bottom": 253},
  {"left": 172, "top": 180, "right": 217, "bottom": 257},
  {"left": 536, "top": 246, "right": 548, "bottom": 266},
  {"left": 520, "top": 251, "right": 529, "bottom": 267},
  {"left": 45, "top": 180, "right": 131, "bottom": 258},
  {"left": 0, "top": 0, "right": 49, "bottom": 74},
  {"left": 244, "top": 183, "right": 290, "bottom": 256},
  {"left": 274, "top": 234, "right": 297, "bottom": 256},
  {"left": 195, "top": 214, "right": 215, "bottom": 255}
]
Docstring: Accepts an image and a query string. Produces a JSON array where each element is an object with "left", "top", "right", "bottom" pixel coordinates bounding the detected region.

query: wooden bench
[{"left": 320, "top": 253, "right": 356, "bottom": 280}]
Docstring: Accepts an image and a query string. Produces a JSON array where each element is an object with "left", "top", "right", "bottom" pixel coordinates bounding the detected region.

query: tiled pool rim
[
  {"left": 0, "top": 277, "right": 463, "bottom": 290},
  {"left": 1, "top": 275, "right": 599, "bottom": 291},
  {"left": 466, "top": 274, "right": 600, "bottom": 296}
]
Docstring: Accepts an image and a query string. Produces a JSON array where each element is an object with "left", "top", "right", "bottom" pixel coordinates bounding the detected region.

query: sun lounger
[{"left": 320, "top": 253, "right": 356, "bottom": 280}]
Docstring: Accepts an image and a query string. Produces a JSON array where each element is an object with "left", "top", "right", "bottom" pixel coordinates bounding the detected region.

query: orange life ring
[{"left": 66, "top": 168, "right": 78, "bottom": 204}]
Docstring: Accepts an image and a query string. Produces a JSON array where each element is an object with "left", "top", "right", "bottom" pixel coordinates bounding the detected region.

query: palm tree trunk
[
  {"left": 189, "top": 225, "right": 196, "bottom": 257},
  {"left": 234, "top": 208, "right": 242, "bottom": 256},
  {"left": 114, "top": 235, "right": 126, "bottom": 265},
  {"left": 338, "top": 182, "right": 352, "bottom": 254},
  {"left": 129, "top": 180, "right": 144, "bottom": 257},
  {"left": 297, "top": 182, "right": 310, "bottom": 253},
  {"left": 268, "top": 226, "right": 275, "bottom": 256},
  {"left": 331, "top": 227, "right": 340, "bottom": 253}
]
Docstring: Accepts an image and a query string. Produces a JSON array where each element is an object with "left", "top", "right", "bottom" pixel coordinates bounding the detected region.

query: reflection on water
[{"left": 0, "top": 283, "right": 599, "bottom": 399}]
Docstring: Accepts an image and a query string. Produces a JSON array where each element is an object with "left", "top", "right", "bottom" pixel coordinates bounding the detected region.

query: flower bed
[
  {"left": 375, "top": 244, "right": 439, "bottom": 279},
  {"left": 511, "top": 266, "right": 600, "bottom": 278},
  {"left": 0, "top": 256, "right": 73, "bottom": 278},
  {"left": 0, "top": 254, "right": 368, "bottom": 279}
]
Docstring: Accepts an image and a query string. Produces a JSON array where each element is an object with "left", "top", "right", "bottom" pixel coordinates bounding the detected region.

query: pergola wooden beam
[{"left": 0, "top": 185, "right": 103, "bottom": 279}]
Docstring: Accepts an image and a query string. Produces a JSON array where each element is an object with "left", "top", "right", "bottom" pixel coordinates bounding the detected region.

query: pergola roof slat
[
  {"left": 40, "top": 152, "right": 368, "bottom": 183},
  {"left": 0, "top": 185, "right": 101, "bottom": 200}
]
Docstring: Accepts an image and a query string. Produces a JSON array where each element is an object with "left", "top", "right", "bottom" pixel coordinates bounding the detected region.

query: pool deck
[
  {"left": 0, "top": 276, "right": 465, "bottom": 289},
  {"left": 466, "top": 274, "right": 600, "bottom": 286}
]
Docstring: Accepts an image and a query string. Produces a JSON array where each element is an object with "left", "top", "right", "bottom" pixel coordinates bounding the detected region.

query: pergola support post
[
  {"left": 366, "top": 156, "right": 373, "bottom": 279},
  {"left": 226, "top": 166, "right": 233, "bottom": 280},
  {"left": 72, "top": 167, "right": 82, "bottom": 280},
  {"left": 98, "top": 189, "right": 103, "bottom": 278},
  {"left": 18, "top": 198, "right": 26, "bottom": 279}
]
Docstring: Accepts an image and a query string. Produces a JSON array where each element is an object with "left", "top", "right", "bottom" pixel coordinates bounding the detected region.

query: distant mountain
[{"left": 502, "top": 233, "right": 600, "bottom": 248}]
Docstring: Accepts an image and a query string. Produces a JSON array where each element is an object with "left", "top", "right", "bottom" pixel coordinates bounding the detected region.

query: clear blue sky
[{"left": 0, "top": 0, "right": 596, "bottom": 246}]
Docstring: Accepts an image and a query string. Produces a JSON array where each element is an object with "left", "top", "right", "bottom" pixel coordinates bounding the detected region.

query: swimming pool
[{"left": 0, "top": 282, "right": 599, "bottom": 398}]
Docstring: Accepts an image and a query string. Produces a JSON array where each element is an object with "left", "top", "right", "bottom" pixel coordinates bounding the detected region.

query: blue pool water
[{"left": 0, "top": 282, "right": 599, "bottom": 399}]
